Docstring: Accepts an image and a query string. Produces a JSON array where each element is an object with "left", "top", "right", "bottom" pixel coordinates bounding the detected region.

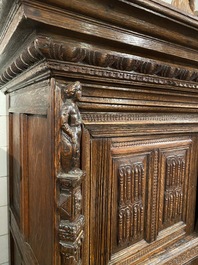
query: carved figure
[
  {"left": 171, "top": 0, "right": 194, "bottom": 14},
  {"left": 58, "top": 81, "right": 84, "bottom": 265},
  {"left": 60, "top": 81, "right": 82, "bottom": 173}
]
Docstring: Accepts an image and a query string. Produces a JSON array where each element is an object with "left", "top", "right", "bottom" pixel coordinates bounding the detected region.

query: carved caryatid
[
  {"left": 57, "top": 81, "right": 85, "bottom": 265},
  {"left": 171, "top": 0, "right": 194, "bottom": 14},
  {"left": 60, "top": 81, "right": 82, "bottom": 173}
]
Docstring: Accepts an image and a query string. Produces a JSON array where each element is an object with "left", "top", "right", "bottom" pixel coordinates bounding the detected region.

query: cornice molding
[{"left": 0, "top": 36, "right": 197, "bottom": 88}]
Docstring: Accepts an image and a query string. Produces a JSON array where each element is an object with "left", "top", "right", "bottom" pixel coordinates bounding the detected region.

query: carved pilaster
[{"left": 57, "top": 81, "right": 85, "bottom": 265}]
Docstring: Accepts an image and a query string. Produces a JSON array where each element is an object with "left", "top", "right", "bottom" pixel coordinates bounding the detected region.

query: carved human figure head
[
  {"left": 171, "top": 0, "right": 194, "bottom": 14},
  {"left": 62, "top": 81, "right": 82, "bottom": 101}
]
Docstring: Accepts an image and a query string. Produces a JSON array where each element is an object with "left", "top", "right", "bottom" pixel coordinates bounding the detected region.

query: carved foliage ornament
[
  {"left": 57, "top": 81, "right": 85, "bottom": 265},
  {"left": 0, "top": 37, "right": 197, "bottom": 86}
]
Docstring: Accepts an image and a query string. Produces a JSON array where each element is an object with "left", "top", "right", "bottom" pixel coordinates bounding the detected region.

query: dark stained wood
[
  {"left": 1, "top": 0, "right": 198, "bottom": 264},
  {"left": 10, "top": 233, "right": 23, "bottom": 265},
  {"left": 187, "top": 257, "right": 198, "bottom": 265},
  {"left": 9, "top": 113, "right": 21, "bottom": 225},
  {"left": 10, "top": 211, "right": 39, "bottom": 265},
  {"left": 89, "top": 138, "right": 112, "bottom": 264},
  {"left": 27, "top": 115, "right": 53, "bottom": 265},
  {"left": 9, "top": 80, "right": 49, "bottom": 115}
]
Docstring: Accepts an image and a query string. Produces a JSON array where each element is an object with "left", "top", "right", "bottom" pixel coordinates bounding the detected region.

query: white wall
[
  {"left": 0, "top": 91, "right": 9, "bottom": 265},
  {"left": 162, "top": 0, "right": 172, "bottom": 3},
  {"left": 196, "top": 0, "right": 198, "bottom": 10}
]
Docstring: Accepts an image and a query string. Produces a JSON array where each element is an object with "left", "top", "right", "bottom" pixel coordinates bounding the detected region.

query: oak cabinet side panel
[{"left": 27, "top": 115, "right": 53, "bottom": 265}]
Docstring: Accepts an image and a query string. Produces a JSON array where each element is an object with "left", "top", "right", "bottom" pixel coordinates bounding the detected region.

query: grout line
[{"left": 0, "top": 233, "right": 9, "bottom": 237}]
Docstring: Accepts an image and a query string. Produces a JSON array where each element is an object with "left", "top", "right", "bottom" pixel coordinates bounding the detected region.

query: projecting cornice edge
[{"left": 0, "top": 36, "right": 198, "bottom": 90}]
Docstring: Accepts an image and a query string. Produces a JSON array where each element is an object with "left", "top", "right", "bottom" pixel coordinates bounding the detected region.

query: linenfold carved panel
[
  {"left": 110, "top": 137, "right": 193, "bottom": 263},
  {"left": 112, "top": 154, "right": 151, "bottom": 253},
  {"left": 164, "top": 156, "right": 185, "bottom": 224},
  {"left": 56, "top": 81, "right": 85, "bottom": 265},
  {"left": 118, "top": 163, "right": 144, "bottom": 245},
  {"left": 159, "top": 146, "right": 191, "bottom": 232}
]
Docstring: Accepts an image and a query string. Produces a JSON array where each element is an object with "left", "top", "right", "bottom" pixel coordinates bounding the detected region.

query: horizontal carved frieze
[
  {"left": 82, "top": 113, "right": 198, "bottom": 124},
  {"left": 112, "top": 137, "right": 191, "bottom": 149},
  {"left": 165, "top": 242, "right": 198, "bottom": 265},
  {"left": 51, "top": 62, "right": 198, "bottom": 89},
  {"left": 0, "top": 36, "right": 197, "bottom": 88}
]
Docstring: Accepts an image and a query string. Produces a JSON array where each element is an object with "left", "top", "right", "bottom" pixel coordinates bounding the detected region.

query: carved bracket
[{"left": 57, "top": 81, "right": 85, "bottom": 265}]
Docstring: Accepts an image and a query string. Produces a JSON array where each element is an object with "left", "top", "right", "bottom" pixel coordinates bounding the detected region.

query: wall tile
[
  {"left": 0, "top": 178, "right": 8, "bottom": 207},
  {"left": 0, "top": 206, "right": 8, "bottom": 236},
  {"left": 0, "top": 117, "right": 7, "bottom": 147},
  {"left": 0, "top": 235, "right": 9, "bottom": 264},
  {"left": 195, "top": 0, "right": 198, "bottom": 10},
  {"left": 0, "top": 82, "right": 8, "bottom": 265},
  {"left": 0, "top": 92, "right": 7, "bottom": 116},
  {"left": 0, "top": 147, "right": 7, "bottom": 177}
]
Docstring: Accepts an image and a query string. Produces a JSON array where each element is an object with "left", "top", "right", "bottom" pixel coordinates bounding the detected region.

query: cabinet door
[{"left": 84, "top": 135, "right": 197, "bottom": 265}]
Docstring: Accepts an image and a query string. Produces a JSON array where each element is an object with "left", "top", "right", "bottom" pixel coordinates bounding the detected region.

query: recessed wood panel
[
  {"left": 89, "top": 139, "right": 112, "bottom": 265},
  {"left": 159, "top": 147, "right": 191, "bottom": 231},
  {"left": 88, "top": 136, "right": 196, "bottom": 265},
  {"left": 112, "top": 154, "right": 148, "bottom": 253},
  {"left": 10, "top": 233, "right": 23, "bottom": 265},
  {"left": 27, "top": 115, "right": 53, "bottom": 265},
  {"left": 10, "top": 113, "right": 21, "bottom": 224}
]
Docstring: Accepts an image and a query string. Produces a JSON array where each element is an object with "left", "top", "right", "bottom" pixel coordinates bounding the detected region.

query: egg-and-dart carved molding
[{"left": 0, "top": 36, "right": 198, "bottom": 87}]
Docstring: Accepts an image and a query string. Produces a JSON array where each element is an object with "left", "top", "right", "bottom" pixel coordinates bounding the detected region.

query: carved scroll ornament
[{"left": 57, "top": 81, "right": 85, "bottom": 265}]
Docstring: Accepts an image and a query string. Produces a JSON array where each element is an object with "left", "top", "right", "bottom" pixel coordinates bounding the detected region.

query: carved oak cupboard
[{"left": 0, "top": 0, "right": 198, "bottom": 264}]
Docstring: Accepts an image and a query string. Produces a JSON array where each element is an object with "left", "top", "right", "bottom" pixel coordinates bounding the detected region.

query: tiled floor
[{"left": 0, "top": 92, "right": 9, "bottom": 265}]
